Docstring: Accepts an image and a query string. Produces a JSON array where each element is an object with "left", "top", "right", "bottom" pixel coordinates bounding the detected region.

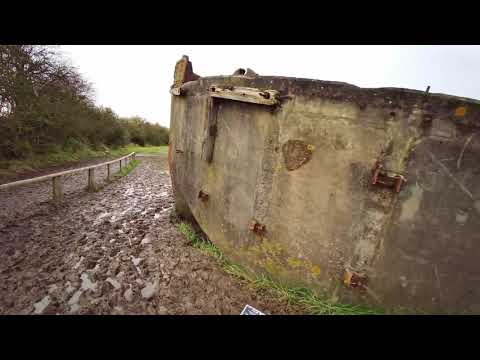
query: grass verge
[
  {"left": 0, "top": 144, "right": 164, "bottom": 182},
  {"left": 178, "top": 221, "right": 384, "bottom": 315},
  {"left": 115, "top": 159, "right": 140, "bottom": 178},
  {"left": 121, "top": 145, "right": 168, "bottom": 155},
  {"left": 85, "top": 159, "right": 140, "bottom": 194}
]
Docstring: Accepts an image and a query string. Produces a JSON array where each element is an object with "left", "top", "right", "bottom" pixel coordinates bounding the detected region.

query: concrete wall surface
[{"left": 169, "top": 70, "right": 480, "bottom": 314}]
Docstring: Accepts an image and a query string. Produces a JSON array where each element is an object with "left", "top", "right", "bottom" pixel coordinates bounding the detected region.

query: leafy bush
[{"left": 0, "top": 45, "right": 168, "bottom": 160}]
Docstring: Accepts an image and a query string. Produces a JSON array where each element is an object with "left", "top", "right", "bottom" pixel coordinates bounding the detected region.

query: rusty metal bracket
[
  {"left": 422, "top": 113, "right": 433, "bottom": 127},
  {"left": 198, "top": 190, "right": 209, "bottom": 202},
  {"left": 249, "top": 219, "right": 266, "bottom": 236},
  {"left": 371, "top": 161, "right": 406, "bottom": 193},
  {"left": 209, "top": 85, "right": 279, "bottom": 106},
  {"left": 170, "top": 55, "right": 200, "bottom": 96}
]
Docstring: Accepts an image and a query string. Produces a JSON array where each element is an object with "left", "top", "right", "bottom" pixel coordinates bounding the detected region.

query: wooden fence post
[
  {"left": 0, "top": 153, "right": 136, "bottom": 197},
  {"left": 88, "top": 168, "right": 96, "bottom": 192},
  {"left": 52, "top": 176, "right": 63, "bottom": 203}
]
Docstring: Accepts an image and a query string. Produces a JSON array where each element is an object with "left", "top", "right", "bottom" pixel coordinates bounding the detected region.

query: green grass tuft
[
  {"left": 177, "top": 221, "right": 384, "bottom": 315},
  {"left": 115, "top": 159, "right": 139, "bottom": 177},
  {"left": 0, "top": 144, "right": 165, "bottom": 182}
]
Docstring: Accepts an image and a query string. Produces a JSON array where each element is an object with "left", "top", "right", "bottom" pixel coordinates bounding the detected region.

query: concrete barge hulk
[{"left": 168, "top": 55, "right": 480, "bottom": 314}]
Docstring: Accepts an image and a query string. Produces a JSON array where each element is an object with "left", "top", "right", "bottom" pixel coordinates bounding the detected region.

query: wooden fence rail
[{"left": 0, "top": 152, "right": 136, "bottom": 203}]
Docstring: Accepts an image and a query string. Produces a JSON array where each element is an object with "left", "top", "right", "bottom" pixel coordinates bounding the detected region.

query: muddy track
[
  {"left": 0, "top": 157, "right": 125, "bottom": 229},
  {"left": 0, "top": 155, "right": 301, "bottom": 315}
]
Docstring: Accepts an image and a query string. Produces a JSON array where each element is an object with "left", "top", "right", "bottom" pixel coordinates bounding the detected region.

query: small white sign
[{"left": 240, "top": 304, "right": 265, "bottom": 315}]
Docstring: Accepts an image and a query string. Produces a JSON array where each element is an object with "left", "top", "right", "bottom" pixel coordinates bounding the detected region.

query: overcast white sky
[{"left": 61, "top": 45, "right": 480, "bottom": 128}]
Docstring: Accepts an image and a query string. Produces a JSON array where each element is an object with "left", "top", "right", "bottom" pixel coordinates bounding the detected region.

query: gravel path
[{"left": 0, "top": 155, "right": 301, "bottom": 315}]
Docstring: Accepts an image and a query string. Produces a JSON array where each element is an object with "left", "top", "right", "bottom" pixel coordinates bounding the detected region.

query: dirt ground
[{"left": 0, "top": 155, "right": 302, "bottom": 315}]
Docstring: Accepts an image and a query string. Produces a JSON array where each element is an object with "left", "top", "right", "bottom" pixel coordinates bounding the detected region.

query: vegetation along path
[{"left": 0, "top": 154, "right": 301, "bottom": 314}]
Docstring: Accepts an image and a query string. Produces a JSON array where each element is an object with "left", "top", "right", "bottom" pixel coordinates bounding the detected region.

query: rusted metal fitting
[
  {"left": 259, "top": 91, "right": 271, "bottom": 99},
  {"left": 172, "top": 55, "right": 200, "bottom": 89},
  {"left": 170, "top": 87, "right": 183, "bottom": 96},
  {"left": 210, "top": 85, "right": 234, "bottom": 92},
  {"left": 422, "top": 113, "right": 433, "bottom": 126},
  {"left": 249, "top": 219, "right": 266, "bottom": 236},
  {"left": 209, "top": 85, "right": 279, "bottom": 106},
  {"left": 198, "top": 190, "right": 209, "bottom": 202},
  {"left": 371, "top": 161, "right": 406, "bottom": 193},
  {"left": 344, "top": 269, "right": 368, "bottom": 290}
]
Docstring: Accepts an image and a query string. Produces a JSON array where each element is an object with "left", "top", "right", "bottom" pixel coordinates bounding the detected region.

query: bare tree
[{"left": 0, "top": 45, "right": 93, "bottom": 116}]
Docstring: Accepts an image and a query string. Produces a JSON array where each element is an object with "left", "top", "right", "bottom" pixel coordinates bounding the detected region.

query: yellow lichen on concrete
[
  {"left": 250, "top": 238, "right": 284, "bottom": 259},
  {"left": 455, "top": 106, "right": 467, "bottom": 117},
  {"left": 287, "top": 257, "right": 304, "bottom": 268},
  {"left": 286, "top": 257, "right": 321, "bottom": 277},
  {"left": 263, "top": 257, "right": 283, "bottom": 275},
  {"left": 310, "top": 265, "right": 321, "bottom": 276},
  {"left": 242, "top": 239, "right": 294, "bottom": 277},
  {"left": 207, "top": 166, "right": 217, "bottom": 182}
]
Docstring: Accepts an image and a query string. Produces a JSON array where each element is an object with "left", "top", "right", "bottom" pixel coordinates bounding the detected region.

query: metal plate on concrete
[{"left": 240, "top": 304, "right": 265, "bottom": 315}]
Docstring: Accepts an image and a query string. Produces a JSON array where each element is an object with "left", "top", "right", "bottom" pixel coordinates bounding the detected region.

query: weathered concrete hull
[{"left": 169, "top": 73, "right": 480, "bottom": 314}]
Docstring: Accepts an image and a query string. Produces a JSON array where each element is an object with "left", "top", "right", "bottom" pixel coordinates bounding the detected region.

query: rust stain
[
  {"left": 198, "top": 190, "right": 209, "bottom": 202},
  {"left": 168, "top": 143, "right": 173, "bottom": 174},
  {"left": 371, "top": 161, "right": 406, "bottom": 193},
  {"left": 168, "top": 143, "right": 177, "bottom": 195},
  {"left": 344, "top": 269, "right": 368, "bottom": 290},
  {"left": 422, "top": 113, "right": 433, "bottom": 127},
  {"left": 172, "top": 55, "right": 200, "bottom": 89},
  {"left": 282, "top": 140, "right": 313, "bottom": 171},
  {"left": 249, "top": 219, "right": 266, "bottom": 236}
]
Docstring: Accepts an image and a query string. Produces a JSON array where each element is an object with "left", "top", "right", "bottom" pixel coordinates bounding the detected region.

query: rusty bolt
[
  {"left": 371, "top": 161, "right": 406, "bottom": 193},
  {"left": 249, "top": 220, "right": 266, "bottom": 236},
  {"left": 422, "top": 113, "right": 433, "bottom": 126},
  {"left": 371, "top": 162, "right": 383, "bottom": 185},
  {"left": 198, "top": 190, "right": 209, "bottom": 202},
  {"left": 394, "top": 176, "right": 405, "bottom": 193}
]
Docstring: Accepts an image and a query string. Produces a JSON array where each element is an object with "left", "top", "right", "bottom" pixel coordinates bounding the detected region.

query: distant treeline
[{"left": 0, "top": 45, "right": 168, "bottom": 160}]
